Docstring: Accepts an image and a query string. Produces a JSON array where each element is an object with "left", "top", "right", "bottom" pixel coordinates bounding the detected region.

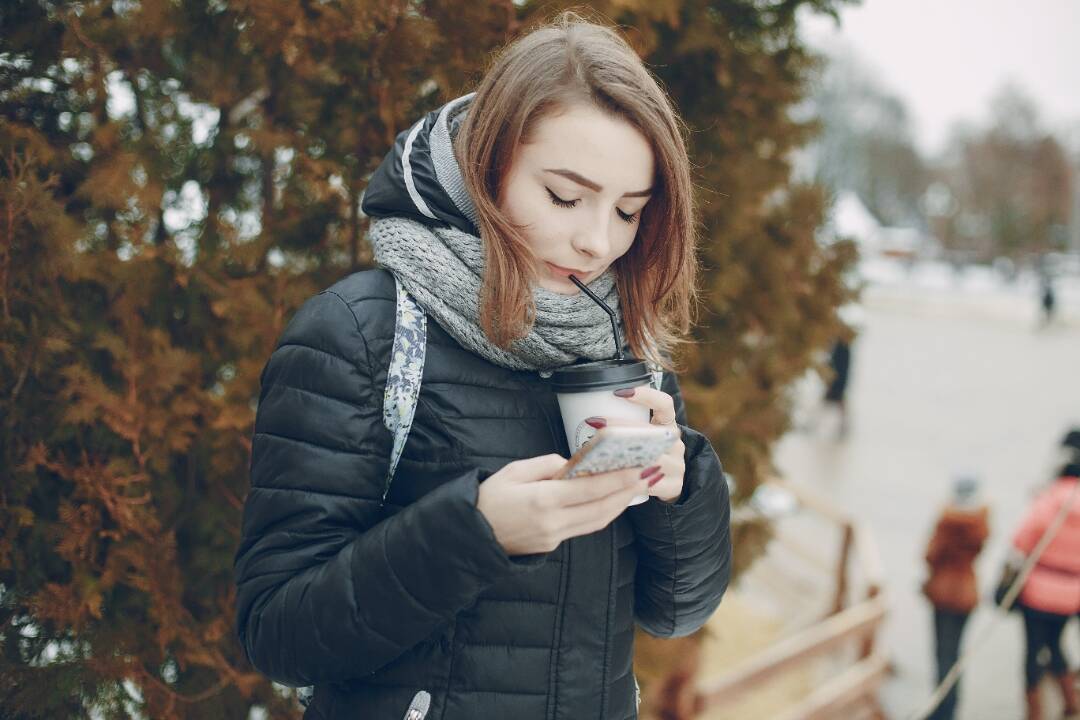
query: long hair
[{"left": 456, "top": 11, "right": 698, "bottom": 369}]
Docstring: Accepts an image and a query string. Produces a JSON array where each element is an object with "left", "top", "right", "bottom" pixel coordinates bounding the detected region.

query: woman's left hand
[{"left": 586, "top": 386, "right": 686, "bottom": 503}]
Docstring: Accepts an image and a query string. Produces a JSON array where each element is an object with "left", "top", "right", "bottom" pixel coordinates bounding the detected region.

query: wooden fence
[{"left": 694, "top": 477, "right": 890, "bottom": 719}]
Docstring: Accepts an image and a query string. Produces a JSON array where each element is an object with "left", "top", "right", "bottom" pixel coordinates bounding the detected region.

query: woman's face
[{"left": 497, "top": 103, "right": 655, "bottom": 295}]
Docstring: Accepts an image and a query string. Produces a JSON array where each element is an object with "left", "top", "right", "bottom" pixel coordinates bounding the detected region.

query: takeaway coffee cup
[{"left": 549, "top": 358, "right": 655, "bottom": 505}]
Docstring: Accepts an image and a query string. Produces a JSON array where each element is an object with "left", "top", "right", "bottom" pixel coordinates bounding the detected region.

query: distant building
[{"left": 828, "top": 191, "right": 938, "bottom": 259}]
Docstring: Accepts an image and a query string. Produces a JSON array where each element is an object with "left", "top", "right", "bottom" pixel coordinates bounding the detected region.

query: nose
[{"left": 570, "top": 213, "right": 612, "bottom": 260}]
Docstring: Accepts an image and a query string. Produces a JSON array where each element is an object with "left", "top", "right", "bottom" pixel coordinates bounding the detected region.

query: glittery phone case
[{"left": 556, "top": 426, "right": 678, "bottom": 479}]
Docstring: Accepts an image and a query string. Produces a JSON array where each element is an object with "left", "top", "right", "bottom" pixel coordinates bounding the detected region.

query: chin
[{"left": 540, "top": 279, "right": 581, "bottom": 296}]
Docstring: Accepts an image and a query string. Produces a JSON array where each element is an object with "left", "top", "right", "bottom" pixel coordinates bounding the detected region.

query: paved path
[{"left": 773, "top": 271, "right": 1080, "bottom": 720}]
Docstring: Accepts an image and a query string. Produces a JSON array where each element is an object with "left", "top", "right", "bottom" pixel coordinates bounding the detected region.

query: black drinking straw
[{"left": 569, "top": 274, "right": 623, "bottom": 360}]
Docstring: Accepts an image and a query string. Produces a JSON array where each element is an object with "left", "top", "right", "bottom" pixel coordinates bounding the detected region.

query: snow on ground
[{"left": 772, "top": 256, "right": 1080, "bottom": 720}]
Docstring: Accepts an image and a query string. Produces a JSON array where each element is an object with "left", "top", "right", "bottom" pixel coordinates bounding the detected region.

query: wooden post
[
  {"left": 833, "top": 523, "right": 854, "bottom": 615},
  {"left": 855, "top": 522, "right": 885, "bottom": 660}
]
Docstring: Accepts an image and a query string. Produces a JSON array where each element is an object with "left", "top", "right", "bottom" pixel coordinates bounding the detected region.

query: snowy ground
[{"left": 773, "top": 257, "right": 1080, "bottom": 720}]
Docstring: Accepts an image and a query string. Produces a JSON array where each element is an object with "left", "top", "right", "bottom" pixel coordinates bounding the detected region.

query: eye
[
  {"left": 616, "top": 208, "right": 638, "bottom": 225},
  {"left": 546, "top": 188, "right": 578, "bottom": 208}
]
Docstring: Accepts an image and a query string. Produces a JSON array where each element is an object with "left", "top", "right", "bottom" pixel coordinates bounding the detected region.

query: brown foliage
[{"left": 0, "top": 1, "right": 852, "bottom": 716}]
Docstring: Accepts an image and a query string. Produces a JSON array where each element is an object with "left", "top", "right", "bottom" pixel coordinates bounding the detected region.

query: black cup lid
[{"left": 548, "top": 357, "right": 652, "bottom": 393}]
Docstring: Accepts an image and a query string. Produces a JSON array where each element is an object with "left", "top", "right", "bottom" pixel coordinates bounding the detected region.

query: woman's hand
[
  {"left": 588, "top": 385, "right": 686, "bottom": 503},
  {"left": 477, "top": 454, "right": 655, "bottom": 556}
]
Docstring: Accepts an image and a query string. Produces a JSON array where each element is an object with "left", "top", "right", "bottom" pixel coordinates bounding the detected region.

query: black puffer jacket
[{"left": 234, "top": 97, "right": 731, "bottom": 720}]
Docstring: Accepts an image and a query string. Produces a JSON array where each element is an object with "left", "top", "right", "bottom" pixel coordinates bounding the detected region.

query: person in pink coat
[{"left": 1012, "top": 461, "right": 1080, "bottom": 719}]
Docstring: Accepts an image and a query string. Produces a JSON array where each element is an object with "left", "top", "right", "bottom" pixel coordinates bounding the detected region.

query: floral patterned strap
[{"left": 382, "top": 276, "right": 428, "bottom": 501}]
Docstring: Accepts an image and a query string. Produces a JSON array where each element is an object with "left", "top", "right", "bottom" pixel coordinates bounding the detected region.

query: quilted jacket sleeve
[
  {"left": 628, "top": 371, "right": 731, "bottom": 638},
  {"left": 234, "top": 290, "right": 524, "bottom": 686}
]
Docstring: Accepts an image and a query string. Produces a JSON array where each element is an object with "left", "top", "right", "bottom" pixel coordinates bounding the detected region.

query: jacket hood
[{"left": 361, "top": 94, "right": 480, "bottom": 236}]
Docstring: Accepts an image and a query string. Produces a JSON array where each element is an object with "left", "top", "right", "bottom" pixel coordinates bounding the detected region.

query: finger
[
  {"left": 647, "top": 475, "right": 682, "bottom": 500},
  {"left": 503, "top": 454, "right": 570, "bottom": 484},
  {"left": 558, "top": 481, "right": 650, "bottom": 537},
  {"left": 582, "top": 416, "right": 648, "bottom": 430},
  {"left": 543, "top": 467, "right": 648, "bottom": 507},
  {"left": 661, "top": 439, "right": 686, "bottom": 462},
  {"left": 643, "top": 447, "right": 682, "bottom": 480},
  {"left": 613, "top": 386, "right": 678, "bottom": 426}
]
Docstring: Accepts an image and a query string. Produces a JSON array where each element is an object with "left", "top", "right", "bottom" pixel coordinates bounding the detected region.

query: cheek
[
  {"left": 500, "top": 179, "right": 538, "bottom": 226},
  {"left": 610, "top": 228, "right": 638, "bottom": 259},
  {"left": 503, "top": 190, "right": 571, "bottom": 248}
]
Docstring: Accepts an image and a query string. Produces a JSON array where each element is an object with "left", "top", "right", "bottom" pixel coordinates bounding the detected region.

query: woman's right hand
[{"left": 477, "top": 454, "right": 656, "bottom": 556}]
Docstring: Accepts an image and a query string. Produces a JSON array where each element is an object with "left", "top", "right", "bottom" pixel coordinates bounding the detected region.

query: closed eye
[
  {"left": 547, "top": 188, "right": 639, "bottom": 225},
  {"left": 546, "top": 187, "right": 578, "bottom": 208}
]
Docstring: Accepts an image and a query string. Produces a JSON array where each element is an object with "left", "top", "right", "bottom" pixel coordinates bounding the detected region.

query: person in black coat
[
  {"left": 234, "top": 14, "right": 731, "bottom": 720},
  {"left": 823, "top": 338, "right": 852, "bottom": 437},
  {"left": 1040, "top": 277, "right": 1056, "bottom": 327}
]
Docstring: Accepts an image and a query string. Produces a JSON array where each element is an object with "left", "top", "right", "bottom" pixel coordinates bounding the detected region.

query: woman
[
  {"left": 1012, "top": 462, "right": 1080, "bottom": 719},
  {"left": 921, "top": 475, "right": 989, "bottom": 720},
  {"left": 234, "top": 14, "right": 731, "bottom": 720}
]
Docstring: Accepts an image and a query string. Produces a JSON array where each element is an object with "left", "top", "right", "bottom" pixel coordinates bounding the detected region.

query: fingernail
[
  {"left": 640, "top": 465, "right": 662, "bottom": 479},
  {"left": 648, "top": 474, "right": 665, "bottom": 487},
  {"left": 585, "top": 416, "right": 607, "bottom": 429},
  {"left": 614, "top": 388, "right": 635, "bottom": 398}
]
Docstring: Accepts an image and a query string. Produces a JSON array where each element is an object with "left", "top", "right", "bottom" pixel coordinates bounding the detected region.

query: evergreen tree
[{"left": 1, "top": 1, "right": 854, "bottom": 716}]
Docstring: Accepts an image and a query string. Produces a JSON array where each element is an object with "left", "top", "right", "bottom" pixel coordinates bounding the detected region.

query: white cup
[{"left": 550, "top": 359, "right": 655, "bottom": 506}]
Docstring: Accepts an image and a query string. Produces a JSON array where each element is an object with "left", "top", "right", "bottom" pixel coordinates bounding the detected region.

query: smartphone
[{"left": 554, "top": 425, "right": 678, "bottom": 479}]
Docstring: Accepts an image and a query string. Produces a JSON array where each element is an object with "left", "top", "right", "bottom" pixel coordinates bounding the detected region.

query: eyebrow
[{"left": 543, "top": 168, "right": 652, "bottom": 198}]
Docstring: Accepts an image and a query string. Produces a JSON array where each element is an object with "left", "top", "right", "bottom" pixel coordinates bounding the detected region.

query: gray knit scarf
[
  {"left": 366, "top": 94, "right": 627, "bottom": 371},
  {"left": 370, "top": 216, "right": 624, "bottom": 371}
]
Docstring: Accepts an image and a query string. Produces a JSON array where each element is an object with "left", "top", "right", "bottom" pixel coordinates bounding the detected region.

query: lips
[{"left": 545, "top": 261, "right": 595, "bottom": 279}]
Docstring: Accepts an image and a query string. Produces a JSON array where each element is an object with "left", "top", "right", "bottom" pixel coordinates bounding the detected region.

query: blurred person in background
[
  {"left": 818, "top": 305, "right": 861, "bottom": 439},
  {"left": 1011, "top": 460, "right": 1080, "bottom": 720},
  {"left": 1039, "top": 276, "right": 1057, "bottom": 328},
  {"left": 1061, "top": 428, "right": 1080, "bottom": 465},
  {"left": 822, "top": 337, "right": 851, "bottom": 436},
  {"left": 921, "top": 475, "right": 989, "bottom": 720},
  {"left": 1040, "top": 427, "right": 1080, "bottom": 499}
]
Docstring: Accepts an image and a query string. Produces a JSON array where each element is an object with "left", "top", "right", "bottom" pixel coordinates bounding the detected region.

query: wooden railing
[{"left": 693, "top": 477, "right": 890, "bottom": 719}]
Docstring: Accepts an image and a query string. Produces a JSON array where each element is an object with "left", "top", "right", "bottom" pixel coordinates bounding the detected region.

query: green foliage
[{"left": 0, "top": 1, "right": 853, "bottom": 716}]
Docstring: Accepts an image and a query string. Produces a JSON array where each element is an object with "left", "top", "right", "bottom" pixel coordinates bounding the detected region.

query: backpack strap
[
  {"left": 295, "top": 279, "right": 427, "bottom": 708},
  {"left": 294, "top": 280, "right": 426, "bottom": 707},
  {"left": 381, "top": 275, "right": 428, "bottom": 501}
]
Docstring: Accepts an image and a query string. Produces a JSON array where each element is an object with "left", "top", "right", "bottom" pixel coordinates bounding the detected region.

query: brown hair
[{"left": 456, "top": 11, "right": 698, "bottom": 369}]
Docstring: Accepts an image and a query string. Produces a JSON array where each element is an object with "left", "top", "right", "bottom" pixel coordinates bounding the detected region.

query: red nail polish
[
  {"left": 648, "top": 474, "right": 665, "bottom": 487},
  {"left": 585, "top": 417, "right": 607, "bottom": 429},
  {"left": 614, "top": 388, "right": 635, "bottom": 398},
  {"left": 640, "top": 465, "right": 661, "bottom": 479}
]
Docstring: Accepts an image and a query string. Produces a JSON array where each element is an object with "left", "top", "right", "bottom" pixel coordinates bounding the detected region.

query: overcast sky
[{"left": 799, "top": 0, "right": 1080, "bottom": 156}]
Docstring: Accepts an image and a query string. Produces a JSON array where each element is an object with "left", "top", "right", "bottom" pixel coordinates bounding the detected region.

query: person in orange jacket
[
  {"left": 1012, "top": 461, "right": 1080, "bottom": 720},
  {"left": 922, "top": 475, "right": 989, "bottom": 720}
]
